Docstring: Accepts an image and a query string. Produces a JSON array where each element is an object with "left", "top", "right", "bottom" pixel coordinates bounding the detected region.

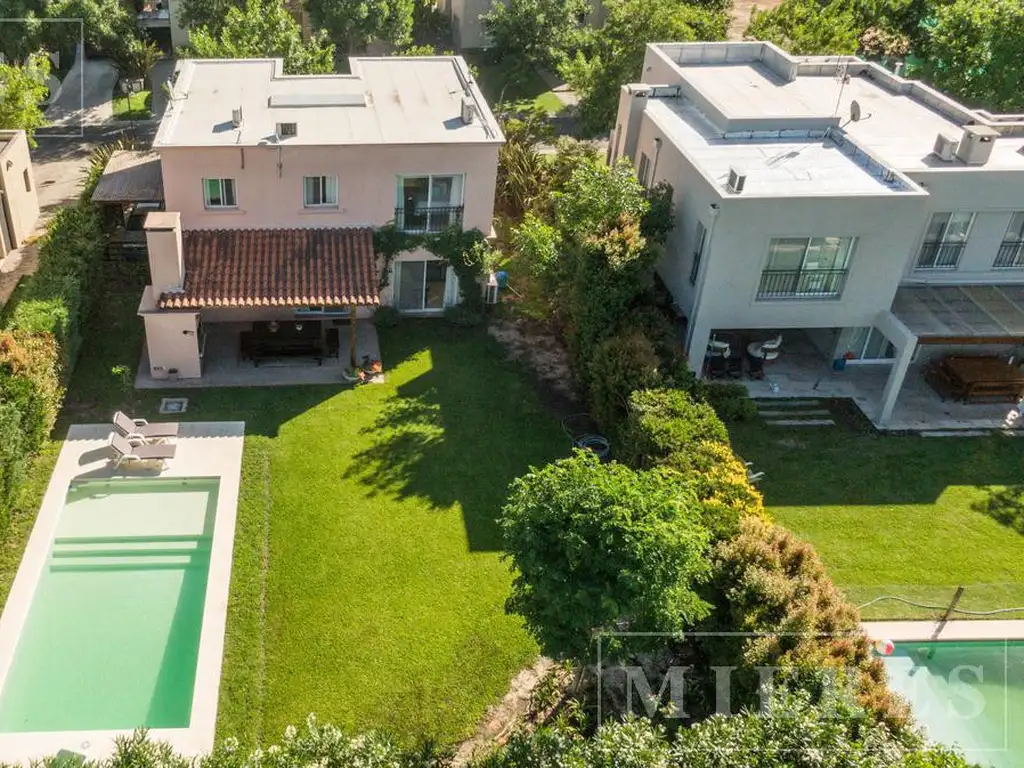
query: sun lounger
[
  {"left": 113, "top": 411, "right": 179, "bottom": 443},
  {"left": 108, "top": 432, "right": 176, "bottom": 469}
]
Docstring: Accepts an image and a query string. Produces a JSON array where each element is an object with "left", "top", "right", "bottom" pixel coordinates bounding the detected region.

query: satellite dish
[{"left": 850, "top": 100, "right": 862, "bottom": 122}]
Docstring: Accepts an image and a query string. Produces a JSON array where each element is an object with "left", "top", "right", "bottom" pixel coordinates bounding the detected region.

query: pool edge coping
[
  {"left": 863, "top": 619, "right": 1024, "bottom": 642},
  {"left": 0, "top": 422, "right": 246, "bottom": 764}
]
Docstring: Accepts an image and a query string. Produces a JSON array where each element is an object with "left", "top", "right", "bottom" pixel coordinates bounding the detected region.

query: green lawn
[
  {"left": 729, "top": 407, "right": 1024, "bottom": 620},
  {"left": 464, "top": 53, "right": 565, "bottom": 115},
  {"left": 112, "top": 90, "right": 153, "bottom": 121},
  {"left": 5, "top": 265, "right": 568, "bottom": 747}
]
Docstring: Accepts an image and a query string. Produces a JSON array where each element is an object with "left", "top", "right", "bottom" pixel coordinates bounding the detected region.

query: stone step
[
  {"left": 920, "top": 430, "right": 990, "bottom": 438},
  {"left": 751, "top": 399, "right": 825, "bottom": 408},
  {"left": 764, "top": 419, "right": 836, "bottom": 427},
  {"left": 758, "top": 409, "right": 832, "bottom": 417}
]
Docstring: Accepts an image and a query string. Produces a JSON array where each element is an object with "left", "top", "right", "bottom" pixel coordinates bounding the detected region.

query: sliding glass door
[{"left": 395, "top": 260, "right": 448, "bottom": 312}]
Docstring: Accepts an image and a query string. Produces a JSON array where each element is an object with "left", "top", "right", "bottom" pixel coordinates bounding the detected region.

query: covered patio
[
  {"left": 90, "top": 150, "right": 165, "bottom": 258},
  {"left": 740, "top": 284, "right": 1024, "bottom": 430},
  {"left": 136, "top": 321, "right": 381, "bottom": 389},
  {"left": 743, "top": 331, "right": 1023, "bottom": 432},
  {"left": 138, "top": 220, "right": 382, "bottom": 387}
]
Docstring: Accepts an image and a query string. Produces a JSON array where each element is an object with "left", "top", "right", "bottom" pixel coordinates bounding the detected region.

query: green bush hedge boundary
[{"left": 0, "top": 200, "right": 106, "bottom": 526}]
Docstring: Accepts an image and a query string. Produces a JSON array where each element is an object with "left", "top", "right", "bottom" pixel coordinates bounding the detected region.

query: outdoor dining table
[
  {"left": 933, "top": 355, "right": 1024, "bottom": 403},
  {"left": 250, "top": 320, "right": 324, "bottom": 366}
]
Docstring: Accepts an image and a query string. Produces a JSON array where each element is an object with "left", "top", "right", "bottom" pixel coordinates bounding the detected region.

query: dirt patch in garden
[
  {"left": 488, "top": 317, "right": 581, "bottom": 418},
  {"left": 453, "top": 657, "right": 566, "bottom": 766},
  {"left": 729, "top": 0, "right": 786, "bottom": 39}
]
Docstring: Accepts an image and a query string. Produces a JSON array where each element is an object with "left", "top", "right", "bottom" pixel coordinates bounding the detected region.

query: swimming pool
[
  {"left": 883, "top": 640, "right": 1024, "bottom": 768},
  {"left": 0, "top": 478, "right": 219, "bottom": 733}
]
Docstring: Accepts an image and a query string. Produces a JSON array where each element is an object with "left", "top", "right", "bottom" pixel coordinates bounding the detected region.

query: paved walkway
[{"left": 864, "top": 619, "right": 1024, "bottom": 642}]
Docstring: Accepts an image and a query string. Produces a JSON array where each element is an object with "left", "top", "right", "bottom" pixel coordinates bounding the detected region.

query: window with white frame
[
  {"left": 637, "top": 152, "right": 651, "bottom": 187},
  {"left": 396, "top": 175, "right": 464, "bottom": 233},
  {"left": 757, "top": 237, "right": 855, "bottom": 299},
  {"left": 689, "top": 220, "right": 706, "bottom": 286},
  {"left": 994, "top": 212, "right": 1024, "bottom": 269},
  {"left": 203, "top": 178, "right": 236, "bottom": 208},
  {"left": 303, "top": 175, "right": 338, "bottom": 207},
  {"left": 916, "top": 212, "right": 974, "bottom": 269}
]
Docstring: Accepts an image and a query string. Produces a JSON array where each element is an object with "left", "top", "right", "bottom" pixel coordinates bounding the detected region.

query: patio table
[
  {"left": 251, "top": 320, "right": 324, "bottom": 366},
  {"left": 936, "top": 355, "right": 1024, "bottom": 403}
]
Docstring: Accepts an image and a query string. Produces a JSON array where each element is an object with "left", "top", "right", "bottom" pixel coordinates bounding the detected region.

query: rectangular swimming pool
[
  {"left": 0, "top": 478, "right": 219, "bottom": 733},
  {"left": 883, "top": 640, "right": 1024, "bottom": 768}
]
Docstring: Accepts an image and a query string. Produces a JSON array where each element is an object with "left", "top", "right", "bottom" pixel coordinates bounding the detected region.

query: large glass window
[
  {"left": 916, "top": 212, "right": 974, "bottom": 269},
  {"left": 203, "top": 178, "right": 236, "bottom": 208},
  {"left": 396, "top": 175, "right": 464, "bottom": 233},
  {"left": 994, "top": 212, "right": 1024, "bottom": 269},
  {"left": 396, "top": 260, "right": 448, "bottom": 311},
  {"left": 303, "top": 176, "right": 338, "bottom": 207},
  {"left": 757, "top": 237, "right": 855, "bottom": 299}
]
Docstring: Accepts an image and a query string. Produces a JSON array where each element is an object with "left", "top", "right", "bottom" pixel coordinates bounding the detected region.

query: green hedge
[
  {"left": 0, "top": 201, "right": 105, "bottom": 524},
  {"left": 622, "top": 388, "right": 730, "bottom": 468},
  {"left": 6, "top": 204, "right": 105, "bottom": 366}
]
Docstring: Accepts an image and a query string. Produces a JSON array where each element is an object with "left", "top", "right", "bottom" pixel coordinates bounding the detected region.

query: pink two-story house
[{"left": 139, "top": 56, "right": 503, "bottom": 380}]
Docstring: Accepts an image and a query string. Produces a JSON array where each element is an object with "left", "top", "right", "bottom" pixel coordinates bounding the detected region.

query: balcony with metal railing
[
  {"left": 394, "top": 205, "right": 464, "bottom": 234},
  {"left": 915, "top": 241, "right": 965, "bottom": 270},
  {"left": 994, "top": 240, "right": 1024, "bottom": 269},
  {"left": 756, "top": 269, "right": 849, "bottom": 300}
]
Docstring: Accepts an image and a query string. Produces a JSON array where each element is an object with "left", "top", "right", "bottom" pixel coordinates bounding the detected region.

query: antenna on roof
[
  {"left": 850, "top": 100, "right": 862, "bottom": 122},
  {"left": 831, "top": 59, "right": 851, "bottom": 118}
]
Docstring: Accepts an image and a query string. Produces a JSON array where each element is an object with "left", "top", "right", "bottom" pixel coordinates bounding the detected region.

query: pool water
[
  {"left": 883, "top": 641, "right": 1024, "bottom": 768},
  {"left": 0, "top": 478, "right": 219, "bottom": 733}
]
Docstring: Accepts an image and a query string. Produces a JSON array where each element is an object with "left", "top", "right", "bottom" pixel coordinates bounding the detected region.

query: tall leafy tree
[
  {"left": 481, "top": 0, "right": 588, "bottom": 78},
  {"left": 306, "top": 0, "right": 415, "bottom": 54},
  {"left": 501, "top": 450, "right": 711, "bottom": 661},
  {"left": 745, "top": 0, "right": 861, "bottom": 54},
  {"left": 920, "top": 0, "right": 1024, "bottom": 112},
  {"left": 47, "top": 0, "right": 140, "bottom": 57},
  {"left": 559, "top": 0, "right": 728, "bottom": 135},
  {"left": 0, "top": 53, "right": 50, "bottom": 144},
  {"left": 0, "top": 0, "right": 46, "bottom": 62},
  {"left": 187, "top": 0, "right": 336, "bottom": 74},
  {"left": 178, "top": 0, "right": 245, "bottom": 34}
]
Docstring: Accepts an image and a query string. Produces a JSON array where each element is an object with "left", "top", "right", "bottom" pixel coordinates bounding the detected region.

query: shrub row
[
  {"left": 618, "top": 387, "right": 908, "bottom": 733},
  {"left": 0, "top": 201, "right": 105, "bottom": 524}
]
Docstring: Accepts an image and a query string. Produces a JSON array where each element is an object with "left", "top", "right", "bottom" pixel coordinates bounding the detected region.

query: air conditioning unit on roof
[{"left": 932, "top": 133, "right": 957, "bottom": 162}]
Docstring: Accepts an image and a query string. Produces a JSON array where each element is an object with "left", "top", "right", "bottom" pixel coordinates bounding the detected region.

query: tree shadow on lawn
[
  {"left": 730, "top": 424, "right": 1023, "bottom": 507},
  {"left": 345, "top": 325, "right": 569, "bottom": 552},
  {"left": 972, "top": 485, "right": 1024, "bottom": 535}
]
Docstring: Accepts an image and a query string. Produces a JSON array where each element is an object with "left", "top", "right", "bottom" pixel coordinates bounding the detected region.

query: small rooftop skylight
[{"left": 268, "top": 93, "right": 366, "bottom": 108}]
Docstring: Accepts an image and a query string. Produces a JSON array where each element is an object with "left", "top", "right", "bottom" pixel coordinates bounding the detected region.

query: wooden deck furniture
[{"left": 925, "top": 355, "right": 1024, "bottom": 403}]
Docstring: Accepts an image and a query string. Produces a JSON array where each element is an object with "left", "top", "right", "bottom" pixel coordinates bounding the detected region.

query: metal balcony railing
[
  {"left": 757, "top": 269, "right": 848, "bottom": 300},
  {"left": 994, "top": 240, "right": 1024, "bottom": 269},
  {"left": 915, "top": 241, "right": 965, "bottom": 269},
  {"left": 394, "top": 205, "right": 464, "bottom": 234}
]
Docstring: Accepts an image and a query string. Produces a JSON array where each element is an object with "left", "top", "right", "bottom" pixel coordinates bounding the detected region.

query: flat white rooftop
[
  {"left": 647, "top": 98, "right": 918, "bottom": 196},
  {"left": 678, "top": 61, "right": 1024, "bottom": 171},
  {"left": 643, "top": 42, "right": 1024, "bottom": 179},
  {"left": 155, "top": 57, "right": 503, "bottom": 148}
]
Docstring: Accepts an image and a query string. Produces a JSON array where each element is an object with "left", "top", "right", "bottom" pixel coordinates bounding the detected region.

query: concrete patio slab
[
  {"left": 135, "top": 321, "right": 382, "bottom": 389},
  {"left": 742, "top": 332, "right": 1024, "bottom": 432}
]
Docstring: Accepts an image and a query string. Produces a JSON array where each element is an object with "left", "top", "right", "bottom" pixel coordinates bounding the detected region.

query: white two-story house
[
  {"left": 612, "top": 42, "right": 1024, "bottom": 425},
  {"left": 136, "top": 56, "right": 503, "bottom": 381}
]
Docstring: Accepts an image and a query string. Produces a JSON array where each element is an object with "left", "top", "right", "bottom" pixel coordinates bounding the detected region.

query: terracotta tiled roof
[{"left": 158, "top": 228, "right": 380, "bottom": 309}]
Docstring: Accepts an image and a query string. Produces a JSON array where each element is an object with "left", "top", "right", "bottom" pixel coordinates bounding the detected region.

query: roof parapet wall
[{"left": 650, "top": 41, "right": 1024, "bottom": 138}]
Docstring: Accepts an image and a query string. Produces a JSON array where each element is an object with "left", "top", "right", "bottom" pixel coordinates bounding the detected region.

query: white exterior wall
[
  {"left": 159, "top": 143, "right": 499, "bottom": 234},
  {"left": 901, "top": 169, "right": 1024, "bottom": 284}
]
